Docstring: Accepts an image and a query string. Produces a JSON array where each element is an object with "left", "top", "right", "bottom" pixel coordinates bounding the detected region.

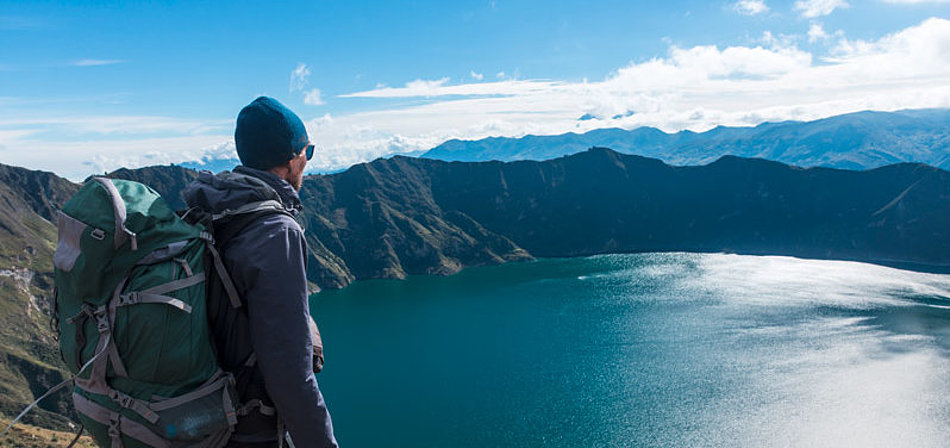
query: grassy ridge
[{"left": 1, "top": 419, "right": 95, "bottom": 448}]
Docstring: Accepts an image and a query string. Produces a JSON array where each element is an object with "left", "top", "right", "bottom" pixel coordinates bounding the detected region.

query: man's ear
[{"left": 268, "top": 160, "right": 292, "bottom": 178}]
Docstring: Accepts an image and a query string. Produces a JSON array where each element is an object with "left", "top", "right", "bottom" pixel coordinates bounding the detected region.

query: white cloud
[
  {"left": 343, "top": 79, "right": 563, "bottom": 99},
  {"left": 734, "top": 0, "right": 769, "bottom": 15},
  {"left": 342, "top": 77, "right": 450, "bottom": 98},
  {"left": 73, "top": 59, "right": 123, "bottom": 67},
  {"left": 882, "top": 0, "right": 950, "bottom": 3},
  {"left": 192, "top": 140, "right": 237, "bottom": 163},
  {"left": 0, "top": 134, "right": 231, "bottom": 181},
  {"left": 291, "top": 63, "right": 328, "bottom": 106},
  {"left": 290, "top": 63, "right": 311, "bottom": 92},
  {"left": 0, "top": 115, "right": 229, "bottom": 135},
  {"left": 406, "top": 77, "right": 450, "bottom": 91},
  {"left": 304, "top": 88, "right": 325, "bottom": 106},
  {"left": 808, "top": 23, "right": 830, "bottom": 42},
  {"left": 496, "top": 71, "right": 507, "bottom": 79},
  {"left": 794, "top": 0, "right": 849, "bottom": 18},
  {"left": 470, "top": 71, "right": 484, "bottom": 81},
  {"left": 0, "top": 114, "right": 232, "bottom": 179},
  {"left": 760, "top": 31, "right": 801, "bottom": 49},
  {"left": 829, "top": 17, "right": 950, "bottom": 63}
]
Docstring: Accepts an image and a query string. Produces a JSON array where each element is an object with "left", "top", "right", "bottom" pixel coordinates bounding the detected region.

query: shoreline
[{"left": 312, "top": 249, "right": 950, "bottom": 294}]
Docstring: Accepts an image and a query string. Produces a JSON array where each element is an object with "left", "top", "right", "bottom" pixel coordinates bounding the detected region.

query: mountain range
[
  {"left": 424, "top": 109, "right": 950, "bottom": 170},
  {"left": 2, "top": 146, "right": 950, "bottom": 436},
  {"left": 114, "top": 149, "right": 950, "bottom": 288}
]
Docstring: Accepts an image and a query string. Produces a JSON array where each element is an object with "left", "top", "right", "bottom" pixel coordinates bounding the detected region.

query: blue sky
[{"left": 2, "top": 0, "right": 950, "bottom": 179}]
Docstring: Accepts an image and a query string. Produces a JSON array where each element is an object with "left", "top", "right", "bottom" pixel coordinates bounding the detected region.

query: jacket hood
[{"left": 183, "top": 165, "right": 303, "bottom": 217}]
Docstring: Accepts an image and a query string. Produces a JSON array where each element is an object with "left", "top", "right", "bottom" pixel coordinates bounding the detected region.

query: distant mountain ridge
[
  {"left": 3, "top": 148, "right": 950, "bottom": 433},
  {"left": 423, "top": 109, "right": 950, "bottom": 170}
]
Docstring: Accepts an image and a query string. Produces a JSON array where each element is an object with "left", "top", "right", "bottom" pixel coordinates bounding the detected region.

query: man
[{"left": 183, "top": 96, "right": 338, "bottom": 447}]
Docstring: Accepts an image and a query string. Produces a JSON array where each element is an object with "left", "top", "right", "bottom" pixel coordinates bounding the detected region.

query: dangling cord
[
  {"left": 0, "top": 334, "right": 110, "bottom": 437},
  {"left": 0, "top": 377, "right": 74, "bottom": 437},
  {"left": 66, "top": 424, "right": 85, "bottom": 448}
]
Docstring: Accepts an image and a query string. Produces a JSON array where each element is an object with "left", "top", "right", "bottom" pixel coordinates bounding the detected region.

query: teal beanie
[{"left": 235, "top": 96, "right": 309, "bottom": 170}]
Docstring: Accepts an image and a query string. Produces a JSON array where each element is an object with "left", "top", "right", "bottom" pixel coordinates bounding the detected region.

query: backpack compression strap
[{"left": 201, "top": 232, "right": 243, "bottom": 309}]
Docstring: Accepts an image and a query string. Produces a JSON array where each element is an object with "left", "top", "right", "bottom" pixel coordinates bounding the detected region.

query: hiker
[{"left": 183, "top": 96, "right": 338, "bottom": 447}]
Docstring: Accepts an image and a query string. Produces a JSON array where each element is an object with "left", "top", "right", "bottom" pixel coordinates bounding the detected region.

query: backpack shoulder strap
[
  {"left": 201, "top": 200, "right": 296, "bottom": 310},
  {"left": 211, "top": 199, "right": 286, "bottom": 223},
  {"left": 213, "top": 201, "right": 296, "bottom": 245}
]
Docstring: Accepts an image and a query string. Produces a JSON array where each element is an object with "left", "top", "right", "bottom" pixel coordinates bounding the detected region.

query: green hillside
[{"left": 0, "top": 165, "right": 79, "bottom": 434}]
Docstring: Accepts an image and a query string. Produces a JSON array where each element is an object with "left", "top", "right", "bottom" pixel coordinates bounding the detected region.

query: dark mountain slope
[
  {"left": 0, "top": 165, "right": 78, "bottom": 222},
  {"left": 299, "top": 157, "right": 533, "bottom": 288},
  {"left": 425, "top": 148, "right": 950, "bottom": 266}
]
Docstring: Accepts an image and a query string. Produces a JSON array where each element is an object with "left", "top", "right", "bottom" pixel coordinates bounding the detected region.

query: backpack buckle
[
  {"left": 95, "top": 315, "right": 109, "bottom": 333},
  {"left": 107, "top": 414, "right": 121, "bottom": 438},
  {"left": 90, "top": 228, "right": 106, "bottom": 241},
  {"left": 91, "top": 306, "right": 109, "bottom": 333},
  {"left": 78, "top": 303, "right": 109, "bottom": 333},
  {"left": 110, "top": 390, "right": 133, "bottom": 408},
  {"left": 118, "top": 293, "right": 137, "bottom": 306}
]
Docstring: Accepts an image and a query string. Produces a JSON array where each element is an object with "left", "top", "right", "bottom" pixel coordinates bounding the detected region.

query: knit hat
[{"left": 235, "top": 96, "right": 310, "bottom": 170}]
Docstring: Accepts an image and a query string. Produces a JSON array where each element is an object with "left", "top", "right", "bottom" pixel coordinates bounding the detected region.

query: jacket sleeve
[{"left": 228, "top": 216, "right": 338, "bottom": 447}]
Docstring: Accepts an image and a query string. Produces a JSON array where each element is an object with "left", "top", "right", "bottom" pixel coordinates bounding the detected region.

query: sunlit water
[{"left": 309, "top": 253, "right": 950, "bottom": 447}]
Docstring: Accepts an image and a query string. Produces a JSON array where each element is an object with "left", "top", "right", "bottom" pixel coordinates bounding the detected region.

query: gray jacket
[{"left": 183, "top": 166, "right": 337, "bottom": 447}]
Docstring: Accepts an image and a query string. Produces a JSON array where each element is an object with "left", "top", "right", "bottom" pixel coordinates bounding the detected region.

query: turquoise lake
[{"left": 309, "top": 253, "right": 950, "bottom": 447}]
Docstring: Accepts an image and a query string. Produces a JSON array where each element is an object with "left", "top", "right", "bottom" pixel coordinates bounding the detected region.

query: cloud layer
[
  {"left": 2, "top": 18, "right": 950, "bottom": 179},
  {"left": 301, "top": 17, "right": 950, "bottom": 171}
]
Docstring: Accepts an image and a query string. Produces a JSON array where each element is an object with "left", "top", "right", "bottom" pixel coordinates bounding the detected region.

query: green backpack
[
  {"left": 0, "top": 174, "right": 319, "bottom": 447},
  {"left": 51, "top": 177, "right": 240, "bottom": 447}
]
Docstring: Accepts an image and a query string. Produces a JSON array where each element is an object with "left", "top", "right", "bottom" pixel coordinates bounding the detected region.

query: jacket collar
[{"left": 233, "top": 165, "right": 303, "bottom": 216}]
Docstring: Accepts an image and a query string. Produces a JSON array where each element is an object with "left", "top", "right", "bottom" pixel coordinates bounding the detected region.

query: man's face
[{"left": 288, "top": 149, "right": 307, "bottom": 191}]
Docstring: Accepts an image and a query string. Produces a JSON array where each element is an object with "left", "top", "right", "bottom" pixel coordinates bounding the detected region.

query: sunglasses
[{"left": 301, "top": 144, "right": 314, "bottom": 161}]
